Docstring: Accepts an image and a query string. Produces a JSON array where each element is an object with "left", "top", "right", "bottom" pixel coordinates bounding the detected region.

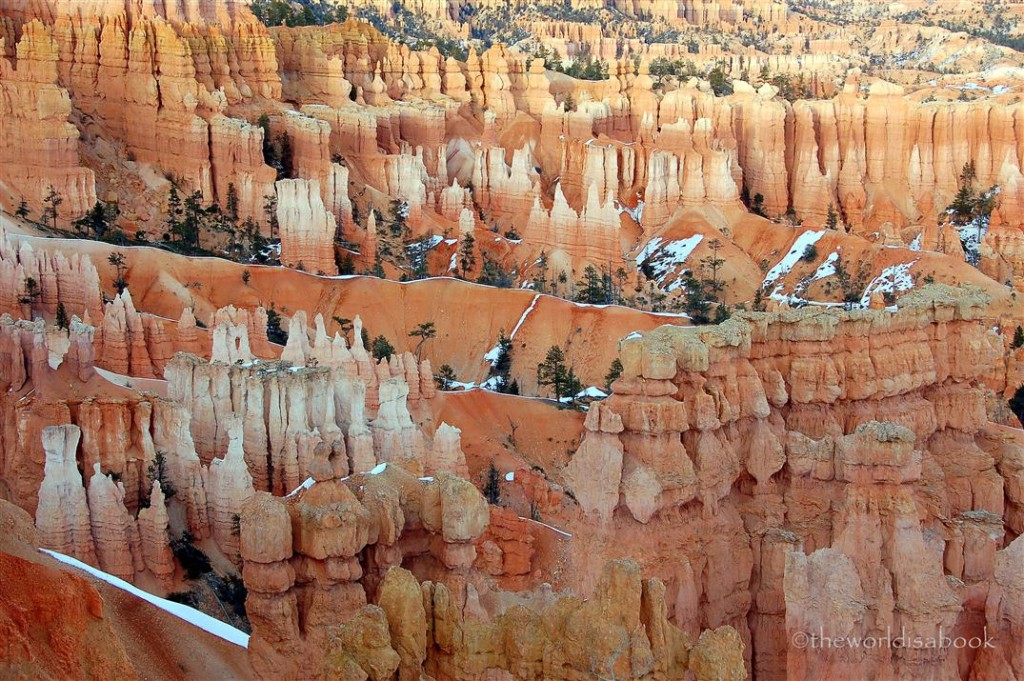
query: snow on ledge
[
  {"left": 39, "top": 549, "right": 250, "bottom": 649},
  {"left": 285, "top": 476, "right": 315, "bottom": 498},
  {"left": 519, "top": 517, "right": 573, "bottom": 539}
]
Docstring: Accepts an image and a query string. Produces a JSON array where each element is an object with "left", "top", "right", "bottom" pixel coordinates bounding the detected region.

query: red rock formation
[
  {"left": 0, "top": 230, "right": 103, "bottom": 321},
  {"left": 35, "top": 424, "right": 98, "bottom": 565},
  {"left": 205, "top": 414, "right": 256, "bottom": 562},
  {"left": 559, "top": 285, "right": 1020, "bottom": 679},
  {"left": 276, "top": 178, "right": 339, "bottom": 276},
  {"left": 137, "top": 480, "right": 175, "bottom": 589},
  {"left": 240, "top": 464, "right": 745, "bottom": 680},
  {"left": 165, "top": 310, "right": 437, "bottom": 494},
  {"left": 0, "top": 20, "right": 96, "bottom": 218},
  {"left": 86, "top": 463, "right": 144, "bottom": 582}
]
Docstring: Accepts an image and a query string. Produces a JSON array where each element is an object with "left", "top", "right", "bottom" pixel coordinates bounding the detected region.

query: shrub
[{"left": 171, "top": 532, "right": 212, "bottom": 580}]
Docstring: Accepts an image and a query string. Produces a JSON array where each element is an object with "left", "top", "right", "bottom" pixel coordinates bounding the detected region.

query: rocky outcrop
[
  {"left": 240, "top": 464, "right": 745, "bottom": 680},
  {"left": 137, "top": 481, "right": 175, "bottom": 589},
  {"left": 0, "top": 20, "right": 96, "bottom": 219},
  {"left": 0, "top": 230, "right": 102, "bottom": 321},
  {"left": 240, "top": 465, "right": 489, "bottom": 679},
  {"left": 276, "top": 178, "right": 339, "bottom": 276},
  {"left": 86, "top": 463, "right": 144, "bottom": 582},
  {"left": 35, "top": 424, "right": 98, "bottom": 565},
  {"left": 563, "top": 285, "right": 1021, "bottom": 679},
  {"left": 165, "top": 310, "right": 439, "bottom": 495},
  {"left": 205, "top": 414, "right": 256, "bottom": 563}
]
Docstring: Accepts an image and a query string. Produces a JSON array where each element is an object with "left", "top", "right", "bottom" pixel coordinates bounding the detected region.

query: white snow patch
[
  {"left": 811, "top": 251, "right": 839, "bottom": 280},
  {"left": 559, "top": 386, "right": 608, "bottom": 402},
  {"left": 635, "top": 234, "right": 704, "bottom": 291},
  {"left": 909, "top": 234, "right": 922, "bottom": 252},
  {"left": 635, "top": 236, "right": 664, "bottom": 265},
  {"left": 762, "top": 230, "right": 825, "bottom": 289},
  {"left": 448, "top": 252, "right": 458, "bottom": 271},
  {"left": 859, "top": 261, "right": 918, "bottom": 306},
  {"left": 369, "top": 462, "right": 388, "bottom": 475},
  {"left": 519, "top": 518, "right": 573, "bottom": 538},
  {"left": 444, "top": 238, "right": 458, "bottom": 245},
  {"left": 479, "top": 376, "right": 504, "bottom": 390},
  {"left": 40, "top": 549, "right": 250, "bottom": 648},
  {"left": 483, "top": 344, "right": 502, "bottom": 366},
  {"left": 509, "top": 294, "right": 541, "bottom": 339},
  {"left": 505, "top": 471, "right": 515, "bottom": 482},
  {"left": 286, "top": 477, "right": 315, "bottom": 498},
  {"left": 959, "top": 218, "right": 989, "bottom": 266},
  {"left": 618, "top": 200, "right": 645, "bottom": 223},
  {"left": 623, "top": 331, "right": 643, "bottom": 341},
  {"left": 447, "top": 380, "right": 478, "bottom": 390}
]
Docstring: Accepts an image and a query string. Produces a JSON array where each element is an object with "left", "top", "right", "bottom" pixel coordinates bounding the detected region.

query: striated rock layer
[
  {"left": 239, "top": 465, "right": 747, "bottom": 681},
  {"left": 563, "top": 284, "right": 1024, "bottom": 679}
]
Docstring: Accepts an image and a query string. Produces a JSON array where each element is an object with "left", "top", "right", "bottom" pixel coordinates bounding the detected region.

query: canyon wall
[{"left": 563, "top": 284, "right": 1024, "bottom": 679}]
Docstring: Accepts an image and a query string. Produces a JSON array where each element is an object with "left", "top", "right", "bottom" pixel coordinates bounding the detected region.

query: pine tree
[
  {"left": 371, "top": 335, "right": 395, "bottom": 361},
  {"left": 487, "top": 331, "right": 515, "bottom": 392},
  {"left": 266, "top": 305, "right": 288, "bottom": 344},
  {"left": 1013, "top": 325, "right": 1024, "bottom": 350},
  {"left": 825, "top": 204, "right": 839, "bottom": 231},
  {"left": 459, "top": 233, "right": 476, "bottom": 279},
  {"left": 532, "top": 251, "right": 549, "bottom": 293},
  {"left": 41, "top": 187, "right": 63, "bottom": 229},
  {"left": 408, "top": 322, "right": 436, "bottom": 360},
  {"left": 55, "top": 302, "right": 69, "bottom": 330},
  {"left": 604, "top": 358, "right": 623, "bottom": 392},
  {"left": 483, "top": 464, "right": 501, "bottom": 505},
  {"left": 537, "top": 346, "right": 570, "bottom": 399},
  {"left": 75, "top": 201, "right": 118, "bottom": 239},
  {"left": 263, "top": 193, "right": 279, "bottom": 238},
  {"left": 108, "top": 252, "right": 129, "bottom": 294},
  {"left": 433, "top": 364, "right": 457, "bottom": 390},
  {"left": 15, "top": 198, "right": 29, "bottom": 220},
  {"left": 575, "top": 264, "right": 608, "bottom": 304}
]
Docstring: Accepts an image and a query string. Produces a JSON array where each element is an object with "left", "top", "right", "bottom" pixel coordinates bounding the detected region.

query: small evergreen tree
[
  {"left": 537, "top": 346, "right": 571, "bottom": 399},
  {"left": 433, "top": 364, "right": 457, "bottom": 390},
  {"left": 408, "top": 322, "right": 436, "bottom": 360},
  {"left": 108, "top": 252, "right": 129, "bottom": 294},
  {"left": 1013, "top": 325, "right": 1024, "bottom": 350},
  {"left": 19, "top": 277, "right": 41, "bottom": 305},
  {"left": 75, "top": 201, "right": 119, "bottom": 239},
  {"left": 483, "top": 464, "right": 501, "bottom": 505},
  {"left": 41, "top": 187, "right": 63, "bottom": 229},
  {"left": 263, "top": 193, "right": 279, "bottom": 238},
  {"left": 266, "top": 305, "right": 288, "bottom": 344},
  {"left": 575, "top": 264, "right": 610, "bottom": 304},
  {"left": 604, "top": 358, "right": 623, "bottom": 392},
  {"left": 55, "top": 302, "right": 69, "bottom": 330},
  {"left": 338, "top": 252, "right": 356, "bottom": 275},
  {"left": 459, "top": 233, "right": 476, "bottom": 279},
  {"left": 371, "top": 334, "right": 395, "bottom": 361},
  {"left": 15, "top": 198, "right": 29, "bottom": 220},
  {"left": 532, "top": 251, "right": 550, "bottom": 293},
  {"left": 825, "top": 204, "right": 839, "bottom": 231},
  {"left": 146, "top": 453, "right": 177, "bottom": 499},
  {"left": 477, "top": 259, "right": 513, "bottom": 287}
]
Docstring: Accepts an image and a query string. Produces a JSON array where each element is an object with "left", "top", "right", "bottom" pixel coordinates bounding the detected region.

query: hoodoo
[{"left": 2, "top": 0, "right": 1024, "bottom": 678}]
